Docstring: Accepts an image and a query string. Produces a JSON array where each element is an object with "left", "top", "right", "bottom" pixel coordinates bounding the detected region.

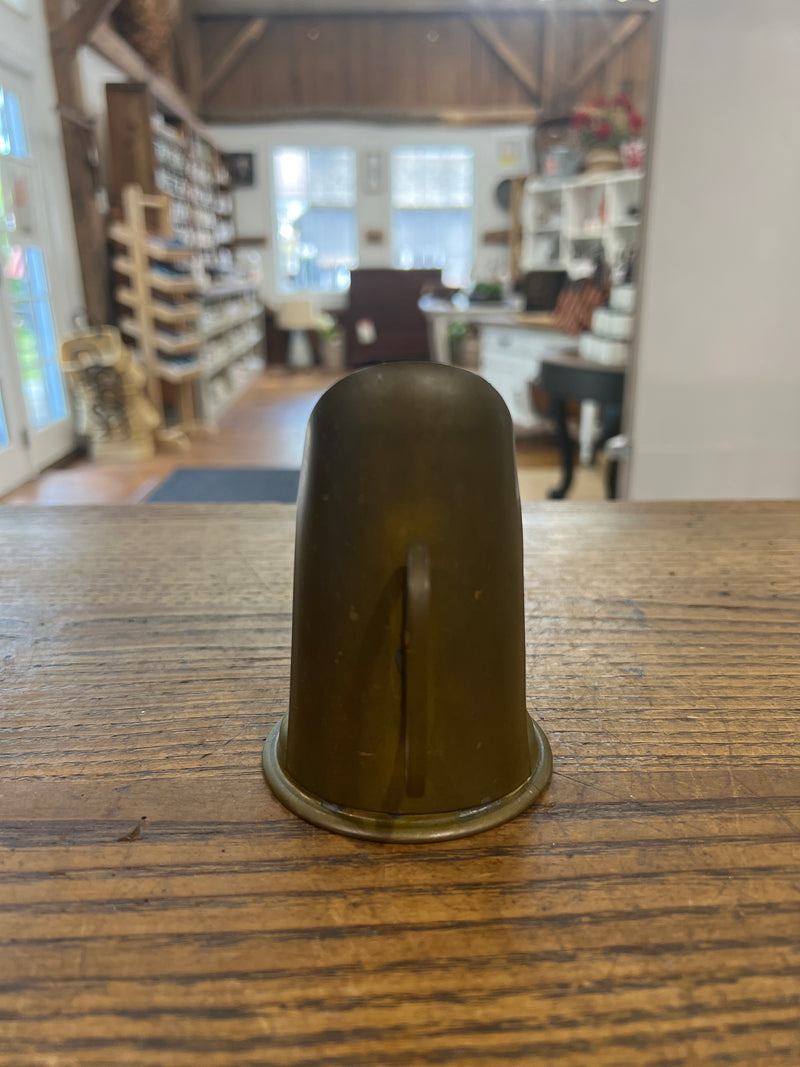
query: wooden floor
[{"left": 1, "top": 370, "right": 605, "bottom": 504}]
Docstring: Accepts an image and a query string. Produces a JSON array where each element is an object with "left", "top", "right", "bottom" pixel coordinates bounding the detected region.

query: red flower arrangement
[{"left": 571, "top": 94, "right": 645, "bottom": 150}]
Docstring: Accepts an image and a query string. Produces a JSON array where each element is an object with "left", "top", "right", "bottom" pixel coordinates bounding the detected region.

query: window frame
[
  {"left": 271, "top": 144, "right": 359, "bottom": 297},
  {"left": 390, "top": 144, "right": 476, "bottom": 288}
]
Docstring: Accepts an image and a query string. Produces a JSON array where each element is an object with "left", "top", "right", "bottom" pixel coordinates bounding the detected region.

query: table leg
[
  {"left": 429, "top": 316, "right": 450, "bottom": 365},
  {"left": 599, "top": 403, "right": 623, "bottom": 500},
  {"left": 548, "top": 397, "right": 574, "bottom": 500}
]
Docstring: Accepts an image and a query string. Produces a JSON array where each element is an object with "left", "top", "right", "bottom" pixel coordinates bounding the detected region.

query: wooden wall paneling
[
  {"left": 539, "top": 10, "right": 558, "bottom": 116},
  {"left": 193, "top": 0, "right": 659, "bottom": 10},
  {"left": 567, "top": 14, "right": 646, "bottom": 102},
  {"left": 467, "top": 15, "right": 537, "bottom": 108},
  {"left": 174, "top": 0, "right": 204, "bottom": 107},
  {"left": 106, "top": 83, "right": 157, "bottom": 206},
  {"left": 202, "top": 17, "right": 270, "bottom": 102},
  {"left": 196, "top": 11, "right": 652, "bottom": 122},
  {"left": 197, "top": 17, "right": 248, "bottom": 73},
  {"left": 296, "top": 19, "right": 346, "bottom": 106},
  {"left": 381, "top": 18, "right": 419, "bottom": 107},
  {"left": 469, "top": 15, "right": 539, "bottom": 101}
]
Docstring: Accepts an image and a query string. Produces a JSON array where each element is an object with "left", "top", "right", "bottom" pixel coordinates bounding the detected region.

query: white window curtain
[
  {"left": 273, "top": 146, "right": 358, "bottom": 293},
  {"left": 391, "top": 147, "right": 474, "bottom": 287}
]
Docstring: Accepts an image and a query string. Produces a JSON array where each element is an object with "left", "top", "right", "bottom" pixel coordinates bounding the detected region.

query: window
[
  {"left": 0, "top": 86, "right": 29, "bottom": 160},
  {"left": 0, "top": 86, "right": 65, "bottom": 430},
  {"left": 391, "top": 147, "right": 474, "bottom": 288},
  {"left": 273, "top": 147, "right": 357, "bottom": 293}
]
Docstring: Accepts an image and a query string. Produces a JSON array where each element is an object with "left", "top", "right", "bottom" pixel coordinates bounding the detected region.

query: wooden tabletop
[
  {"left": 2, "top": 503, "right": 799, "bottom": 1066},
  {"left": 542, "top": 343, "right": 627, "bottom": 375},
  {"left": 418, "top": 295, "right": 559, "bottom": 331}
]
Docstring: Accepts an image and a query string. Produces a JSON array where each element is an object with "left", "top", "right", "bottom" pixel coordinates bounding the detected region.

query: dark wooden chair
[{"left": 342, "top": 268, "right": 442, "bottom": 368}]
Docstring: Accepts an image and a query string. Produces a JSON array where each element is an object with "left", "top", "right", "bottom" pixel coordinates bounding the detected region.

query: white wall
[
  {"left": 77, "top": 45, "right": 129, "bottom": 189},
  {"left": 629, "top": 0, "right": 800, "bottom": 499},
  {"left": 0, "top": 0, "right": 85, "bottom": 327},
  {"left": 209, "top": 122, "right": 531, "bottom": 310}
]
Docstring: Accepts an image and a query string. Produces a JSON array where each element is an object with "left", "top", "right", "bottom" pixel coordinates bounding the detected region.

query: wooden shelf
[
  {"left": 111, "top": 224, "right": 194, "bottom": 264},
  {"left": 151, "top": 120, "right": 185, "bottom": 147},
  {"left": 115, "top": 287, "right": 201, "bottom": 324},
  {"left": 202, "top": 278, "right": 261, "bottom": 301},
  {"left": 203, "top": 331, "right": 263, "bottom": 378},
  {"left": 111, "top": 254, "right": 135, "bottom": 277},
  {"left": 120, "top": 314, "right": 199, "bottom": 355},
  {"left": 148, "top": 271, "right": 197, "bottom": 295},
  {"left": 521, "top": 168, "right": 645, "bottom": 274},
  {"left": 201, "top": 308, "right": 262, "bottom": 341},
  {"left": 156, "top": 359, "right": 201, "bottom": 383},
  {"left": 206, "top": 362, "right": 262, "bottom": 423},
  {"left": 156, "top": 332, "right": 202, "bottom": 356}
]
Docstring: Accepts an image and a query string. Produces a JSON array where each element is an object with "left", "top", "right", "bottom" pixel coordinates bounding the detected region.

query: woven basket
[{"left": 112, "top": 0, "right": 179, "bottom": 83}]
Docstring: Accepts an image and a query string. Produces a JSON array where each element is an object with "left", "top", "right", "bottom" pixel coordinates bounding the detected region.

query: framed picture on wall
[
  {"left": 225, "top": 153, "right": 255, "bottom": 188},
  {"left": 361, "top": 151, "right": 385, "bottom": 196}
]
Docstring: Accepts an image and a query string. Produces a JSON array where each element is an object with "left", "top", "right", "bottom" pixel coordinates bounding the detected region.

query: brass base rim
[{"left": 262, "top": 715, "right": 552, "bottom": 843}]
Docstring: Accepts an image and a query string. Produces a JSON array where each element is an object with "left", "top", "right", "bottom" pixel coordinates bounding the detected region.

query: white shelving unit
[{"left": 520, "top": 170, "right": 645, "bottom": 273}]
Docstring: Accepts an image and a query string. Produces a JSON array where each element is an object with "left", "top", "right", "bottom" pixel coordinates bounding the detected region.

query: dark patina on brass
[{"left": 262, "top": 362, "right": 552, "bottom": 842}]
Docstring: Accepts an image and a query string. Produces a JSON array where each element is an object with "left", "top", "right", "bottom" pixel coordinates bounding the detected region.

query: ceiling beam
[
  {"left": 195, "top": 1, "right": 656, "bottom": 14},
  {"left": 50, "top": 0, "right": 123, "bottom": 54},
  {"left": 567, "top": 13, "right": 647, "bottom": 98},
  {"left": 469, "top": 15, "right": 539, "bottom": 101},
  {"left": 90, "top": 21, "right": 219, "bottom": 143},
  {"left": 202, "top": 17, "right": 269, "bottom": 101},
  {"left": 200, "top": 105, "right": 540, "bottom": 126}
]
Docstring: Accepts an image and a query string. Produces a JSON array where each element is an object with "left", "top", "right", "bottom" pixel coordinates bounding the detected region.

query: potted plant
[
  {"left": 572, "top": 95, "right": 644, "bottom": 174},
  {"left": 468, "top": 281, "right": 504, "bottom": 304},
  {"left": 318, "top": 319, "right": 345, "bottom": 371}
]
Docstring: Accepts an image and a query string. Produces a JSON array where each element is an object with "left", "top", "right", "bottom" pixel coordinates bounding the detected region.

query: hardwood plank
[
  {"left": 49, "top": 0, "right": 123, "bottom": 53},
  {"left": 0, "top": 502, "right": 798, "bottom": 1064},
  {"left": 469, "top": 13, "right": 539, "bottom": 100},
  {"left": 201, "top": 104, "right": 540, "bottom": 124},
  {"left": 202, "top": 17, "right": 269, "bottom": 102},
  {"left": 195, "top": 1, "right": 656, "bottom": 13},
  {"left": 567, "top": 13, "right": 647, "bottom": 100}
]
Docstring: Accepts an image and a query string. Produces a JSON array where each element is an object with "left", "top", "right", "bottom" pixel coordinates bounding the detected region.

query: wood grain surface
[{"left": 1, "top": 502, "right": 798, "bottom": 1066}]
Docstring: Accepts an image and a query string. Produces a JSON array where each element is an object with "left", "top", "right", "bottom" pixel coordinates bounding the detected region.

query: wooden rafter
[
  {"left": 202, "top": 17, "right": 270, "bottom": 101},
  {"left": 567, "top": 14, "right": 647, "bottom": 99},
  {"left": 199, "top": 105, "right": 540, "bottom": 126},
  {"left": 469, "top": 15, "right": 539, "bottom": 101},
  {"left": 50, "top": 0, "right": 124, "bottom": 54},
  {"left": 195, "top": 1, "right": 655, "bottom": 14}
]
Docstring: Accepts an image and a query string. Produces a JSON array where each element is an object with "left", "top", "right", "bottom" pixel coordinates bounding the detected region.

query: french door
[{"left": 0, "top": 60, "right": 73, "bottom": 495}]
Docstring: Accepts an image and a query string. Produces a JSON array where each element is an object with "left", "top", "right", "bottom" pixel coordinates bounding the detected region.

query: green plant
[
  {"left": 318, "top": 319, "right": 342, "bottom": 343},
  {"left": 469, "top": 281, "right": 503, "bottom": 303}
]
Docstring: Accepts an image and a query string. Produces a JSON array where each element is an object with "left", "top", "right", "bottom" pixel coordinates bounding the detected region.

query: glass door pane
[
  {"left": 0, "top": 83, "right": 67, "bottom": 436},
  {"left": 0, "top": 386, "right": 9, "bottom": 449},
  {"left": 0, "top": 240, "right": 66, "bottom": 428}
]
